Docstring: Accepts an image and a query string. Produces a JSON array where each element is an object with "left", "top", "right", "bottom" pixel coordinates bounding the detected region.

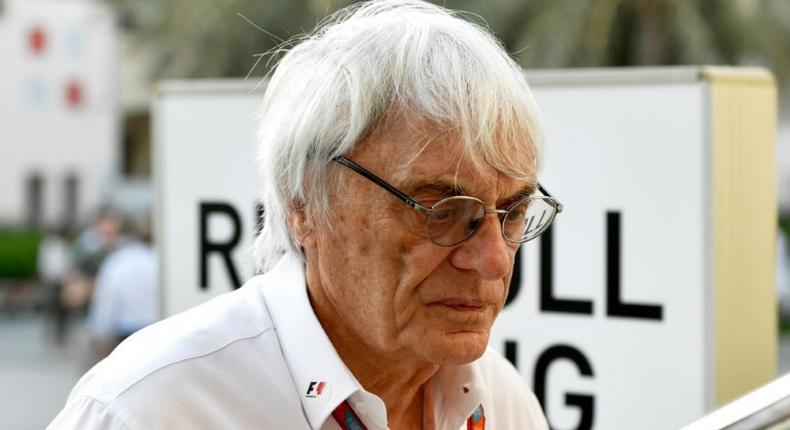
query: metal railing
[{"left": 683, "top": 374, "right": 790, "bottom": 430}]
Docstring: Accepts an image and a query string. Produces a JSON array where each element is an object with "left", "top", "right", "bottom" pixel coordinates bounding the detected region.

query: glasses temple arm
[
  {"left": 537, "top": 183, "right": 564, "bottom": 212},
  {"left": 537, "top": 183, "right": 553, "bottom": 197},
  {"left": 333, "top": 156, "right": 424, "bottom": 210},
  {"left": 336, "top": 156, "right": 563, "bottom": 214}
]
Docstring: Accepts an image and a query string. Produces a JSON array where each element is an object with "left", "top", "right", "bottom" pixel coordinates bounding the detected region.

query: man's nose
[{"left": 449, "top": 213, "right": 512, "bottom": 280}]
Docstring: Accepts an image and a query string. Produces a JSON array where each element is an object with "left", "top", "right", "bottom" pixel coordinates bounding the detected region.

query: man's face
[
  {"left": 301, "top": 116, "right": 536, "bottom": 366},
  {"left": 98, "top": 215, "right": 122, "bottom": 248}
]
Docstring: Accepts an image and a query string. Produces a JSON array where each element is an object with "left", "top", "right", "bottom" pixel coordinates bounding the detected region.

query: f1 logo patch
[{"left": 306, "top": 381, "right": 327, "bottom": 398}]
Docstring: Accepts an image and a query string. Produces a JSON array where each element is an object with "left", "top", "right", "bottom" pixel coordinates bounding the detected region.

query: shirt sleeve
[{"left": 47, "top": 396, "right": 135, "bottom": 430}]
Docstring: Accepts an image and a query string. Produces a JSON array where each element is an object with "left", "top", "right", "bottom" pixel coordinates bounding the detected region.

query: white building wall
[{"left": 0, "top": 0, "right": 118, "bottom": 227}]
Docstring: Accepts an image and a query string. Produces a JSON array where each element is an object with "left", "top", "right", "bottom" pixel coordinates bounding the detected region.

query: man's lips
[{"left": 430, "top": 297, "right": 488, "bottom": 311}]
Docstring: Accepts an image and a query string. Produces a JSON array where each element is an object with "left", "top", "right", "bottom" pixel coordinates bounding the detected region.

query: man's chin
[{"left": 421, "top": 330, "right": 490, "bottom": 365}]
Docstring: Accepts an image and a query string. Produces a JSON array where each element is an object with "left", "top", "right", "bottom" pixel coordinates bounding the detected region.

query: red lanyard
[
  {"left": 332, "top": 400, "right": 368, "bottom": 430},
  {"left": 331, "top": 401, "right": 485, "bottom": 430},
  {"left": 466, "top": 404, "right": 485, "bottom": 430}
]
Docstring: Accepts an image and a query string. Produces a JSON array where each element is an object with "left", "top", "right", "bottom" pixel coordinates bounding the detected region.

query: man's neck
[
  {"left": 306, "top": 281, "right": 439, "bottom": 429},
  {"left": 348, "top": 356, "right": 437, "bottom": 429}
]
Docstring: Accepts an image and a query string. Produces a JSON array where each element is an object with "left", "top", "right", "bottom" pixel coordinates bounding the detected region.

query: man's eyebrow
[
  {"left": 498, "top": 184, "right": 538, "bottom": 206},
  {"left": 519, "top": 183, "right": 538, "bottom": 198},
  {"left": 400, "top": 179, "right": 537, "bottom": 202},
  {"left": 399, "top": 180, "right": 466, "bottom": 197}
]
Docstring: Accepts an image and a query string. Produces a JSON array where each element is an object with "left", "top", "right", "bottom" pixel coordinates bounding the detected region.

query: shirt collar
[
  {"left": 431, "top": 360, "right": 487, "bottom": 429},
  {"left": 260, "top": 253, "right": 363, "bottom": 430},
  {"left": 260, "top": 253, "right": 487, "bottom": 429}
]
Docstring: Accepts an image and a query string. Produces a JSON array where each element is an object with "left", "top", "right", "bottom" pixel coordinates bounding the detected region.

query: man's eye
[
  {"left": 506, "top": 204, "right": 529, "bottom": 221},
  {"left": 507, "top": 208, "right": 524, "bottom": 220},
  {"left": 431, "top": 208, "right": 457, "bottom": 221}
]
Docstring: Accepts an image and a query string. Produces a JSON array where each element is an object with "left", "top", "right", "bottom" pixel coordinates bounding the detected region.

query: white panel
[
  {"left": 155, "top": 85, "right": 263, "bottom": 316},
  {"left": 490, "top": 82, "right": 709, "bottom": 430}
]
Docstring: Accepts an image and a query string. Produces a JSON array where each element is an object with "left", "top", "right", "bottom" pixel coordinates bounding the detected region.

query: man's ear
[{"left": 287, "top": 206, "right": 314, "bottom": 248}]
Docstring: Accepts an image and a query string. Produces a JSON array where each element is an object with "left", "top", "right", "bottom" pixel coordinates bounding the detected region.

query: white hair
[{"left": 254, "top": 0, "right": 544, "bottom": 272}]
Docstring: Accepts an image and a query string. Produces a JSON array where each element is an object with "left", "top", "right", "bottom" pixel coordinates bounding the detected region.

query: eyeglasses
[{"left": 333, "top": 156, "right": 563, "bottom": 247}]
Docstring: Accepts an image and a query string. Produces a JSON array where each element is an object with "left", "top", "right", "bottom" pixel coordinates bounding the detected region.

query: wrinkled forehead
[
  {"left": 380, "top": 113, "right": 537, "bottom": 185},
  {"left": 398, "top": 141, "right": 537, "bottom": 200},
  {"left": 354, "top": 111, "right": 538, "bottom": 196}
]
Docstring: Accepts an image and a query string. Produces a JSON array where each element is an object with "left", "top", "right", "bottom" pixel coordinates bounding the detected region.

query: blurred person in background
[
  {"left": 36, "top": 223, "right": 75, "bottom": 346},
  {"left": 86, "top": 216, "right": 158, "bottom": 365},
  {"left": 73, "top": 208, "right": 126, "bottom": 278},
  {"left": 52, "top": 208, "right": 128, "bottom": 345},
  {"left": 50, "top": 1, "right": 554, "bottom": 428}
]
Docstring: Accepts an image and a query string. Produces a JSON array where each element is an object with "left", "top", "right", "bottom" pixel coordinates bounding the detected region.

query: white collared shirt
[{"left": 49, "top": 253, "right": 549, "bottom": 430}]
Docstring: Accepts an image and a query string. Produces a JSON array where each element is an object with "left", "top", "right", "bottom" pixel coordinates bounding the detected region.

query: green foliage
[
  {"left": 111, "top": 0, "right": 356, "bottom": 79},
  {"left": 0, "top": 227, "right": 42, "bottom": 280},
  {"left": 781, "top": 214, "right": 790, "bottom": 243},
  {"left": 478, "top": 0, "right": 790, "bottom": 83},
  {"left": 107, "top": 0, "right": 790, "bottom": 85}
]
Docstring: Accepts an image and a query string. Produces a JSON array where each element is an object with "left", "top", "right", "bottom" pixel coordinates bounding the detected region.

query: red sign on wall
[{"left": 28, "top": 25, "right": 46, "bottom": 55}]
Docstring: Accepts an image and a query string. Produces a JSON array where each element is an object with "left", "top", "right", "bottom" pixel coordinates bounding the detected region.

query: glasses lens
[
  {"left": 425, "top": 198, "right": 485, "bottom": 246},
  {"left": 504, "top": 198, "right": 557, "bottom": 242}
]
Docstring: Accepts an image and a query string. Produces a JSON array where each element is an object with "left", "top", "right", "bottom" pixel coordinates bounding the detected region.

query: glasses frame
[{"left": 333, "top": 155, "right": 564, "bottom": 246}]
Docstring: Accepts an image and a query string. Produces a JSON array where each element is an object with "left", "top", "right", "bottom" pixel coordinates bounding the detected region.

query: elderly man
[{"left": 50, "top": 1, "right": 561, "bottom": 429}]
